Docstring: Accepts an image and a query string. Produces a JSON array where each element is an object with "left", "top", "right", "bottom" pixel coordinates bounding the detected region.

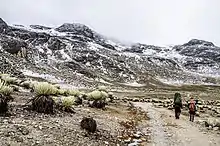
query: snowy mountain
[{"left": 0, "top": 18, "right": 220, "bottom": 88}]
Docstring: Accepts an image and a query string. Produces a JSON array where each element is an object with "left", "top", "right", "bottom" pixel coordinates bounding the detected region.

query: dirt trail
[{"left": 134, "top": 102, "right": 220, "bottom": 146}]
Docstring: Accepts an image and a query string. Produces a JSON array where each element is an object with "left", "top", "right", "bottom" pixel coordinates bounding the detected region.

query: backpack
[
  {"left": 174, "top": 96, "right": 182, "bottom": 105},
  {"left": 174, "top": 93, "right": 182, "bottom": 105},
  {"left": 189, "top": 99, "right": 196, "bottom": 112}
]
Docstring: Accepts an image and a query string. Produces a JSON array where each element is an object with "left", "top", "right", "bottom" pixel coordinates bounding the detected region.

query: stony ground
[
  {"left": 0, "top": 89, "right": 151, "bottom": 146},
  {"left": 1, "top": 86, "right": 220, "bottom": 146}
]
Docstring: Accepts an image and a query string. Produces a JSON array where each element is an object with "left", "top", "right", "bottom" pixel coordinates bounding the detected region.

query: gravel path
[{"left": 134, "top": 102, "right": 220, "bottom": 146}]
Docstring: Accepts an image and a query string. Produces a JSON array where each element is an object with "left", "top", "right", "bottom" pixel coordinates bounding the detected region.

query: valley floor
[{"left": 1, "top": 89, "right": 220, "bottom": 146}]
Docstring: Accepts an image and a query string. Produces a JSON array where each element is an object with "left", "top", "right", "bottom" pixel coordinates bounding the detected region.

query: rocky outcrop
[
  {"left": 173, "top": 39, "right": 220, "bottom": 70},
  {"left": 0, "top": 17, "right": 220, "bottom": 86},
  {"left": 0, "top": 35, "right": 27, "bottom": 54},
  {"left": 0, "top": 18, "right": 8, "bottom": 33},
  {"left": 124, "top": 43, "right": 162, "bottom": 53}
]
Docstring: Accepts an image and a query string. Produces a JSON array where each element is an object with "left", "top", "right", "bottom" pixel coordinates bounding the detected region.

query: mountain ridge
[{"left": 0, "top": 18, "right": 220, "bottom": 88}]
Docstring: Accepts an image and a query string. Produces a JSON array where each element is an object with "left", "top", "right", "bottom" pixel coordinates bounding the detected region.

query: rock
[
  {"left": 133, "top": 133, "right": 141, "bottom": 138},
  {"left": 195, "top": 111, "right": 200, "bottom": 117},
  {"left": 197, "top": 119, "right": 205, "bottom": 125},
  {"left": 132, "top": 139, "right": 142, "bottom": 143},
  {"left": 213, "top": 127, "right": 219, "bottom": 131},
  {"left": 168, "top": 106, "right": 173, "bottom": 110},
  {"left": 124, "top": 137, "right": 132, "bottom": 143},
  {"left": 0, "top": 18, "right": 8, "bottom": 33},
  {"left": 132, "top": 98, "right": 140, "bottom": 102},
  {"left": 47, "top": 37, "right": 66, "bottom": 51},
  {"left": 167, "top": 134, "right": 172, "bottom": 137},
  {"left": 75, "top": 96, "right": 83, "bottom": 105},
  {"left": 152, "top": 99, "right": 159, "bottom": 103},
  {"left": 39, "top": 126, "right": 43, "bottom": 130},
  {"left": 55, "top": 23, "right": 94, "bottom": 38},
  {"left": 163, "top": 104, "right": 168, "bottom": 108},
  {"left": 80, "top": 117, "right": 97, "bottom": 133},
  {"left": 104, "top": 141, "right": 109, "bottom": 145},
  {"left": 208, "top": 106, "right": 212, "bottom": 110},
  {"left": 16, "top": 125, "right": 29, "bottom": 135},
  {"left": 205, "top": 118, "right": 220, "bottom": 128},
  {"left": 208, "top": 126, "right": 213, "bottom": 130},
  {"left": 128, "top": 142, "right": 140, "bottom": 146}
]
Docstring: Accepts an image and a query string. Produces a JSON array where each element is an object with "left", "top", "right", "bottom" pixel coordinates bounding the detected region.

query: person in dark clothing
[
  {"left": 188, "top": 97, "right": 196, "bottom": 122},
  {"left": 173, "top": 93, "right": 183, "bottom": 119}
]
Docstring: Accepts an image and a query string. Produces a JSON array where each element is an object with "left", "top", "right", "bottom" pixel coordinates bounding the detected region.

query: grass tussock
[
  {"left": 0, "top": 74, "right": 19, "bottom": 85},
  {"left": 34, "top": 82, "right": 58, "bottom": 96},
  {"left": 0, "top": 80, "right": 13, "bottom": 114},
  {"left": 0, "top": 80, "right": 13, "bottom": 96}
]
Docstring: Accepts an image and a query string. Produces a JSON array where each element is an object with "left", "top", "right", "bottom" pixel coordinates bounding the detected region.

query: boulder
[
  {"left": 80, "top": 117, "right": 97, "bottom": 133},
  {"left": 204, "top": 118, "right": 220, "bottom": 128}
]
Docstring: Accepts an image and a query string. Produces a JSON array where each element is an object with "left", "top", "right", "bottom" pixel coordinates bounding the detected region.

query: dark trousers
[
  {"left": 175, "top": 106, "right": 181, "bottom": 119},
  {"left": 189, "top": 111, "right": 195, "bottom": 122}
]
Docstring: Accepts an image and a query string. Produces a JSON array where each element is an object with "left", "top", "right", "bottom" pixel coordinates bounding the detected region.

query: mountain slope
[{"left": 0, "top": 18, "right": 220, "bottom": 88}]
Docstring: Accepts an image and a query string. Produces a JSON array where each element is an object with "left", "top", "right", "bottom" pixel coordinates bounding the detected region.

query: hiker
[
  {"left": 188, "top": 97, "right": 196, "bottom": 122},
  {"left": 173, "top": 92, "right": 183, "bottom": 119}
]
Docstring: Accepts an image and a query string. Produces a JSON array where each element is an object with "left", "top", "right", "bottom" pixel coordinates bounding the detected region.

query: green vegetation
[
  {"left": 34, "top": 82, "right": 58, "bottom": 97},
  {"left": 0, "top": 74, "right": 19, "bottom": 85},
  {"left": 0, "top": 80, "right": 13, "bottom": 96},
  {"left": 0, "top": 80, "right": 13, "bottom": 114},
  {"left": 31, "top": 82, "right": 57, "bottom": 114}
]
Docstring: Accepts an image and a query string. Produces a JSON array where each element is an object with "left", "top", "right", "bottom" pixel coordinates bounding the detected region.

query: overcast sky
[{"left": 1, "top": 0, "right": 220, "bottom": 46}]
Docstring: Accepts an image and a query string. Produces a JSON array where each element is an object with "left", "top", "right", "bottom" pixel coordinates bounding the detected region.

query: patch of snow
[
  {"left": 87, "top": 42, "right": 100, "bottom": 51},
  {"left": 21, "top": 69, "right": 64, "bottom": 83},
  {"left": 158, "top": 77, "right": 220, "bottom": 86},
  {"left": 12, "top": 24, "right": 67, "bottom": 37},
  {"left": 143, "top": 49, "right": 157, "bottom": 56},
  {"left": 158, "top": 78, "right": 186, "bottom": 85},
  {"left": 85, "top": 62, "right": 91, "bottom": 66},
  {"left": 122, "top": 82, "right": 146, "bottom": 87},
  {"left": 59, "top": 49, "right": 72, "bottom": 61},
  {"left": 122, "top": 52, "right": 141, "bottom": 59},
  {"left": 95, "top": 78, "right": 113, "bottom": 85},
  {"left": 105, "top": 40, "right": 126, "bottom": 51}
]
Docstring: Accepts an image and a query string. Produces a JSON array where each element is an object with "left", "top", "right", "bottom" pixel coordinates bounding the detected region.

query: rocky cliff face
[{"left": 0, "top": 18, "right": 219, "bottom": 88}]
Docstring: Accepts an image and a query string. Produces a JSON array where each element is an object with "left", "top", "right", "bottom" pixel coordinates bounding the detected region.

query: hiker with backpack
[
  {"left": 173, "top": 92, "right": 183, "bottom": 119},
  {"left": 188, "top": 97, "right": 197, "bottom": 122}
]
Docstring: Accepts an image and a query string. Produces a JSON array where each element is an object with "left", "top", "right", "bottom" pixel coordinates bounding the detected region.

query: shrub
[
  {"left": 30, "top": 82, "right": 58, "bottom": 114},
  {"left": 34, "top": 82, "right": 58, "bottom": 96},
  {"left": 87, "top": 90, "right": 102, "bottom": 100},
  {"left": 65, "top": 89, "right": 81, "bottom": 97},
  {"left": 30, "top": 81, "right": 39, "bottom": 89},
  {"left": 97, "top": 85, "right": 107, "bottom": 92},
  {"left": 62, "top": 96, "right": 76, "bottom": 108},
  {"left": 87, "top": 90, "right": 109, "bottom": 101},
  {"left": 100, "top": 91, "right": 109, "bottom": 99},
  {"left": 1, "top": 74, "right": 18, "bottom": 85},
  {"left": 53, "top": 84, "right": 61, "bottom": 89},
  {"left": 0, "top": 80, "right": 13, "bottom": 96},
  {"left": 0, "top": 80, "right": 13, "bottom": 114},
  {"left": 57, "top": 89, "right": 66, "bottom": 95},
  {"left": 52, "top": 96, "right": 76, "bottom": 113}
]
